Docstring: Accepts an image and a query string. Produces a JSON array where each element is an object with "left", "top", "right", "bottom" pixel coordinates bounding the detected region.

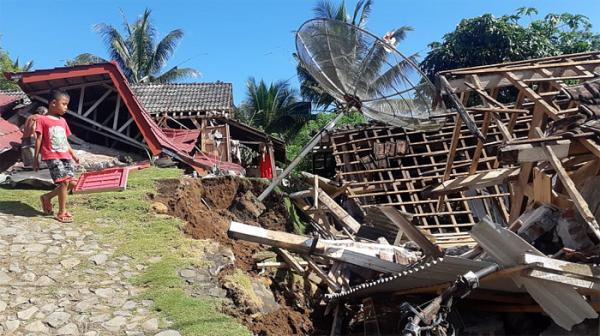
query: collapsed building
[
  {"left": 0, "top": 62, "right": 284, "bottom": 177},
  {"left": 229, "top": 51, "right": 600, "bottom": 335}
]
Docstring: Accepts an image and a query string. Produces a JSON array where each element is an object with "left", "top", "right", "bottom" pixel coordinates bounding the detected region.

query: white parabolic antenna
[
  {"left": 259, "top": 18, "right": 445, "bottom": 200},
  {"left": 296, "top": 18, "right": 445, "bottom": 130}
]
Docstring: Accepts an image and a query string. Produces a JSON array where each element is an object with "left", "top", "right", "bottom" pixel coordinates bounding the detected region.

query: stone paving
[{"left": 0, "top": 212, "right": 181, "bottom": 336}]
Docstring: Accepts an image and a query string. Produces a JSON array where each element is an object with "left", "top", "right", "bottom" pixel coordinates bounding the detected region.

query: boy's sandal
[
  {"left": 54, "top": 213, "right": 73, "bottom": 223},
  {"left": 40, "top": 196, "right": 53, "bottom": 215},
  {"left": 63, "top": 212, "right": 73, "bottom": 218}
]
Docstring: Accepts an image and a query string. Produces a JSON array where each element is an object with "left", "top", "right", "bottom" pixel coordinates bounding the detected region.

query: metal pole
[{"left": 258, "top": 112, "right": 345, "bottom": 201}]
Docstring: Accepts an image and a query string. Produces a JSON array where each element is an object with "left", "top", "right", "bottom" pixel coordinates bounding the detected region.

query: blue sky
[{"left": 1, "top": 0, "right": 600, "bottom": 105}]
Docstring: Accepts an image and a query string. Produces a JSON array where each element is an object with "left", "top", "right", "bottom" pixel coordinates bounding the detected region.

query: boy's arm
[
  {"left": 68, "top": 144, "right": 79, "bottom": 163},
  {"left": 33, "top": 134, "right": 42, "bottom": 171}
]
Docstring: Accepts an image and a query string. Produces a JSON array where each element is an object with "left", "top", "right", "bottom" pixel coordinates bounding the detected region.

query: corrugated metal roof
[
  {"left": 0, "top": 117, "right": 22, "bottom": 154},
  {"left": 472, "top": 217, "right": 598, "bottom": 331},
  {"left": 132, "top": 83, "right": 233, "bottom": 115},
  {"left": 327, "top": 256, "right": 498, "bottom": 299},
  {"left": 161, "top": 128, "right": 200, "bottom": 154}
]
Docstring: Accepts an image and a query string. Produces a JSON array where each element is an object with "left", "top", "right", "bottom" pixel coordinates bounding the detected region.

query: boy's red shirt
[{"left": 35, "top": 115, "right": 72, "bottom": 160}]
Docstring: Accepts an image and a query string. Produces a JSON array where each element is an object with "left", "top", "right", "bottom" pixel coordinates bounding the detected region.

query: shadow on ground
[{"left": 0, "top": 201, "right": 43, "bottom": 217}]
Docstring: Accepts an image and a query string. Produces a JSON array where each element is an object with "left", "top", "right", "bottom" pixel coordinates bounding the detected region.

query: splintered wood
[{"left": 324, "top": 51, "right": 600, "bottom": 247}]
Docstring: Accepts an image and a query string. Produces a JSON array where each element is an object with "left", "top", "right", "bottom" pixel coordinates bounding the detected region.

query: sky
[{"left": 1, "top": 0, "right": 600, "bottom": 105}]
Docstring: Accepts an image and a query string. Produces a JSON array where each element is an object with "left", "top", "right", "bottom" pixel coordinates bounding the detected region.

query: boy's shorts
[{"left": 44, "top": 159, "right": 75, "bottom": 184}]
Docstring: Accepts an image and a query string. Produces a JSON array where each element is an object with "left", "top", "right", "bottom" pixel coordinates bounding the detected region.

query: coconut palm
[
  {"left": 239, "top": 78, "right": 311, "bottom": 140},
  {"left": 297, "top": 0, "right": 414, "bottom": 110},
  {"left": 11, "top": 58, "right": 33, "bottom": 72},
  {"left": 71, "top": 8, "right": 199, "bottom": 84}
]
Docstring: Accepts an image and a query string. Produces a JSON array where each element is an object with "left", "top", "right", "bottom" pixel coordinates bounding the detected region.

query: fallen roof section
[
  {"left": 0, "top": 117, "right": 22, "bottom": 154},
  {"left": 4, "top": 62, "right": 243, "bottom": 174}
]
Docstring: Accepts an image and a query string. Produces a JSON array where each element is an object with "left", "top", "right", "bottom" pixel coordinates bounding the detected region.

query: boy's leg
[
  {"left": 57, "top": 181, "right": 69, "bottom": 215},
  {"left": 68, "top": 180, "right": 77, "bottom": 192}
]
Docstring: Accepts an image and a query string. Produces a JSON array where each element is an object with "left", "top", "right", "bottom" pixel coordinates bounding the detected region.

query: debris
[{"left": 72, "top": 167, "right": 129, "bottom": 194}]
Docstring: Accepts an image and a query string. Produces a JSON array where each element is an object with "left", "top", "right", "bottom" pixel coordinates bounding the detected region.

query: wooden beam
[
  {"left": 532, "top": 168, "right": 552, "bottom": 205},
  {"left": 315, "top": 189, "right": 361, "bottom": 234},
  {"left": 376, "top": 206, "right": 443, "bottom": 257},
  {"left": 466, "top": 107, "right": 529, "bottom": 114},
  {"left": 228, "top": 221, "right": 416, "bottom": 273},
  {"left": 77, "top": 86, "right": 85, "bottom": 115},
  {"left": 498, "top": 140, "right": 570, "bottom": 163},
  {"left": 31, "top": 95, "right": 146, "bottom": 149},
  {"left": 112, "top": 95, "right": 121, "bottom": 130},
  {"left": 538, "top": 128, "right": 600, "bottom": 240},
  {"left": 521, "top": 253, "right": 600, "bottom": 281},
  {"left": 274, "top": 248, "right": 305, "bottom": 275},
  {"left": 425, "top": 168, "right": 520, "bottom": 197},
  {"left": 303, "top": 256, "right": 340, "bottom": 291},
  {"left": 82, "top": 88, "right": 113, "bottom": 118},
  {"left": 524, "top": 269, "right": 600, "bottom": 292}
]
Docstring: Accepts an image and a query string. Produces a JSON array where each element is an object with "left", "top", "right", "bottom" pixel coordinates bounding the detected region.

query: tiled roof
[
  {"left": 0, "top": 90, "right": 27, "bottom": 106},
  {"left": 131, "top": 83, "right": 233, "bottom": 115},
  {"left": 0, "top": 117, "right": 22, "bottom": 154}
]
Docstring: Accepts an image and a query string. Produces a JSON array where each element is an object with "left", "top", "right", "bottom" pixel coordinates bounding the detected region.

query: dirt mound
[{"left": 153, "top": 176, "right": 315, "bottom": 335}]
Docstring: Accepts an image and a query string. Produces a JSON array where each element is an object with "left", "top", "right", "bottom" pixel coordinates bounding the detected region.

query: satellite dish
[
  {"left": 258, "top": 18, "right": 445, "bottom": 200},
  {"left": 295, "top": 18, "right": 445, "bottom": 130}
]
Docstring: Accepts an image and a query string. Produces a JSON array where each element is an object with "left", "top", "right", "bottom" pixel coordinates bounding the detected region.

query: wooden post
[{"left": 314, "top": 174, "right": 319, "bottom": 209}]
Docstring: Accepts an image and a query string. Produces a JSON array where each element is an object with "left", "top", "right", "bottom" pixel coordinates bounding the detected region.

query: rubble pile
[{"left": 228, "top": 52, "right": 600, "bottom": 335}]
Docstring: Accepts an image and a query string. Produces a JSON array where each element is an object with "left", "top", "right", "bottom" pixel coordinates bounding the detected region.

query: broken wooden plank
[
  {"left": 532, "top": 168, "right": 552, "bottom": 205},
  {"left": 229, "top": 221, "right": 417, "bottom": 273},
  {"left": 498, "top": 141, "right": 570, "bottom": 164},
  {"left": 256, "top": 261, "right": 308, "bottom": 269},
  {"left": 274, "top": 248, "right": 305, "bottom": 275},
  {"left": 424, "top": 168, "right": 520, "bottom": 197},
  {"left": 523, "top": 269, "right": 600, "bottom": 292},
  {"left": 316, "top": 190, "right": 361, "bottom": 233},
  {"left": 376, "top": 206, "right": 443, "bottom": 257},
  {"left": 538, "top": 128, "right": 600, "bottom": 240},
  {"left": 228, "top": 221, "right": 326, "bottom": 254},
  {"left": 521, "top": 253, "right": 600, "bottom": 281},
  {"left": 303, "top": 257, "right": 340, "bottom": 291}
]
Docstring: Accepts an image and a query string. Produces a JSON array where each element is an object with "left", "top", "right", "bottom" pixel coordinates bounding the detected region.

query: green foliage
[
  {"left": 283, "top": 197, "right": 307, "bottom": 234},
  {"left": 421, "top": 9, "right": 600, "bottom": 81},
  {"left": 237, "top": 77, "right": 312, "bottom": 140},
  {"left": 70, "top": 8, "right": 199, "bottom": 84},
  {"left": 0, "top": 47, "right": 33, "bottom": 90},
  {"left": 286, "top": 111, "right": 365, "bottom": 171},
  {"left": 65, "top": 53, "right": 107, "bottom": 66},
  {"left": 298, "top": 0, "right": 375, "bottom": 109}
]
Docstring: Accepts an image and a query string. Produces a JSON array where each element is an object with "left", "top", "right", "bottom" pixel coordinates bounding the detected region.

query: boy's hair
[
  {"left": 50, "top": 90, "right": 70, "bottom": 102},
  {"left": 35, "top": 106, "right": 48, "bottom": 115}
]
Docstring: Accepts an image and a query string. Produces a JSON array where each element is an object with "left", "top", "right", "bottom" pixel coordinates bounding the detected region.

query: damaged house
[
  {"left": 1, "top": 62, "right": 284, "bottom": 176},
  {"left": 229, "top": 51, "right": 600, "bottom": 335}
]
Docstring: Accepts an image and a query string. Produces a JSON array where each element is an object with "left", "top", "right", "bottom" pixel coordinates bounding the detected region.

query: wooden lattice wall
[{"left": 327, "top": 51, "right": 600, "bottom": 247}]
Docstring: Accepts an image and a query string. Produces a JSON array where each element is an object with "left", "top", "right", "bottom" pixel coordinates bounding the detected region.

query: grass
[
  {"left": 0, "top": 167, "right": 250, "bottom": 336},
  {"left": 223, "top": 268, "right": 263, "bottom": 308}
]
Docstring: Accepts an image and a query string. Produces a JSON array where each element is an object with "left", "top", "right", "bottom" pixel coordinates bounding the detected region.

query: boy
[
  {"left": 21, "top": 105, "right": 47, "bottom": 168},
  {"left": 33, "top": 90, "right": 79, "bottom": 223}
]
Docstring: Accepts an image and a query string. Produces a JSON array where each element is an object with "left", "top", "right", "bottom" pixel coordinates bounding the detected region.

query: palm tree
[
  {"left": 65, "top": 53, "right": 106, "bottom": 67},
  {"left": 297, "top": 0, "right": 413, "bottom": 110},
  {"left": 239, "top": 78, "right": 312, "bottom": 140},
  {"left": 11, "top": 58, "right": 33, "bottom": 72},
  {"left": 71, "top": 8, "right": 199, "bottom": 84}
]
